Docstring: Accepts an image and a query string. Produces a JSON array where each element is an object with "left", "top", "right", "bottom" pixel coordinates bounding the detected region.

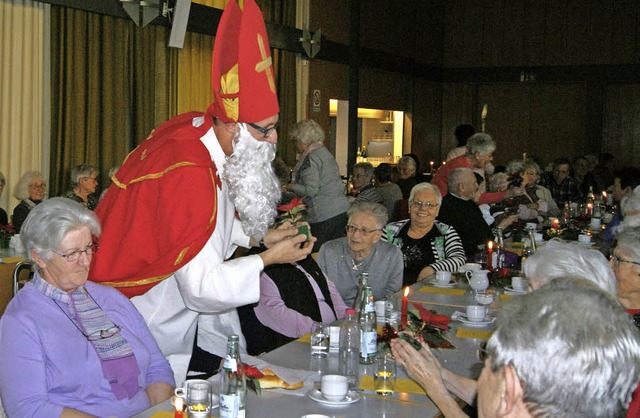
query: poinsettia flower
[
  {"left": 412, "top": 303, "right": 451, "bottom": 331},
  {"left": 277, "top": 196, "right": 305, "bottom": 213}
]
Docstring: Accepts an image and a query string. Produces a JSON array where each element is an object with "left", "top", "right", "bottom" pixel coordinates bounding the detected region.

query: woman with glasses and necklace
[
  {"left": 11, "top": 171, "right": 47, "bottom": 233},
  {"left": 282, "top": 119, "right": 350, "bottom": 252},
  {"left": 384, "top": 183, "right": 466, "bottom": 286},
  {"left": 317, "top": 201, "right": 403, "bottom": 307},
  {"left": 62, "top": 164, "right": 100, "bottom": 210},
  {"left": 0, "top": 198, "right": 174, "bottom": 418}
]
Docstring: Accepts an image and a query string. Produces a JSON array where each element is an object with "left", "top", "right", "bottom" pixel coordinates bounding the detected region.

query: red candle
[
  {"left": 552, "top": 218, "right": 560, "bottom": 229},
  {"left": 586, "top": 203, "right": 593, "bottom": 217},
  {"left": 172, "top": 396, "right": 185, "bottom": 418},
  {"left": 487, "top": 241, "right": 493, "bottom": 271},
  {"left": 401, "top": 287, "right": 409, "bottom": 324}
]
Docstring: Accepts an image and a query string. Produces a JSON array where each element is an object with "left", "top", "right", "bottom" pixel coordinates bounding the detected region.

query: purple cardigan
[{"left": 0, "top": 280, "right": 174, "bottom": 418}]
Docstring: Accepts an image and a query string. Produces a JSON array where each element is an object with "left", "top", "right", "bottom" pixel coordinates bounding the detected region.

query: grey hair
[
  {"left": 0, "top": 171, "right": 5, "bottom": 187},
  {"left": 615, "top": 227, "right": 640, "bottom": 266},
  {"left": 13, "top": 171, "right": 46, "bottom": 200},
  {"left": 69, "top": 164, "right": 98, "bottom": 188},
  {"left": 448, "top": 167, "right": 474, "bottom": 191},
  {"left": 505, "top": 160, "right": 524, "bottom": 176},
  {"left": 409, "top": 182, "right": 442, "bottom": 205},
  {"left": 353, "top": 162, "right": 374, "bottom": 181},
  {"left": 621, "top": 186, "right": 640, "bottom": 217},
  {"left": 21, "top": 197, "right": 101, "bottom": 264},
  {"left": 487, "top": 280, "right": 640, "bottom": 418},
  {"left": 465, "top": 133, "right": 496, "bottom": 156},
  {"left": 522, "top": 160, "right": 541, "bottom": 175},
  {"left": 523, "top": 238, "right": 616, "bottom": 296},
  {"left": 397, "top": 156, "right": 416, "bottom": 171},
  {"left": 347, "top": 200, "right": 388, "bottom": 229},
  {"left": 289, "top": 119, "right": 324, "bottom": 145},
  {"left": 488, "top": 172, "right": 509, "bottom": 192}
]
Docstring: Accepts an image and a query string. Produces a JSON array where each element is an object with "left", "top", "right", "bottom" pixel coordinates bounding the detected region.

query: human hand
[
  {"left": 505, "top": 186, "right": 525, "bottom": 199},
  {"left": 417, "top": 266, "right": 436, "bottom": 282},
  {"left": 262, "top": 222, "right": 296, "bottom": 248},
  {"left": 391, "top": 338, "right": 446, "bottom": 393},
  {"left": 497, "top": 214, "right": 518, "bottom": 229},
  {"left": 259, "top": 232, "right": 316, "bottom": 266}
]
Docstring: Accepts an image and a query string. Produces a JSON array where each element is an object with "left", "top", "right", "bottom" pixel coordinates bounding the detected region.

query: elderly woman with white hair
[
  {"left": 283, "top": 119, "right": 350, "bottom": 251},
  {"left": 384, "top": 183, "right": 465, "bottom": 286},
  {"left": 62, "top": 164, "right": 99, "bottom": 210},
  {"left": 0, "top": 198, "right": 174, "bottom": 417},
  {"left": 395, "top": 156, "right": 418, "bottom": 199},
  {"left": 392, "top": 279, "right": 640, "bottom": 418},
  {"left": 12, "top": 171, "right": 47, "bottom": 233},
  {"left": 431, "top": 133, "right": 523, "bottom": 205},
  {"left": 505, "top": 160, "right": 560, "bottom": 218}
]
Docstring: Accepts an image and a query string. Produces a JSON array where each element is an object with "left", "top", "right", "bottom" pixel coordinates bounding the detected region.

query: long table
[
  {"left": 0, "top": 249, "right": 25, "bottom": 316},
  {"left": 133, "top": 278, "right": 506, "bottom": 418}
]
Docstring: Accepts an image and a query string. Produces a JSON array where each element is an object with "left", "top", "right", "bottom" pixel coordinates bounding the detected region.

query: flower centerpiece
[
  {"left": 276, "top": 196, "right": 310, "bottom": 241},
  {"left": 377, "top": 303, "right": 455, "bottom": 354},
  {"left": 0, "top": 224, "right": 15, "bottom": 249}
]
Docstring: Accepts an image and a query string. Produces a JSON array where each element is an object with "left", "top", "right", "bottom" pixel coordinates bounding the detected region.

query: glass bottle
[
  {"left": 352, "top": 273, "right": 370, "bottom": 312},
  {"left": 495, "top": 227, "right": 505, "bottom": 269},
  {"left": 358, "top": 286, "right": 377, "bottom": 364},
  {"left": 561, "top": 202, "right": 571, "bottom": 226},
  {"left": 586, "top": 186, "right": 595, "bottom": 204},
  {"left": 219, "top": 335, "right": 246, "bottom": 418},
  {"left": 339, "top": 308, "right": 360, "bottom": 388}
]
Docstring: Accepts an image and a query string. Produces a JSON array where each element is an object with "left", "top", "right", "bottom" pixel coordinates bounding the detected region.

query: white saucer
[
  {"left": 457, "top": 314, "right": 495, "bottom": 327},
  {"left": 307, "top": 389, "right": 361, "bottom": 406},
  {"left": 504, "top": 286, "right": 526, "bottom": 295},
  {"left": 428, "top": 279, "right": 456, "bottom": 288}
]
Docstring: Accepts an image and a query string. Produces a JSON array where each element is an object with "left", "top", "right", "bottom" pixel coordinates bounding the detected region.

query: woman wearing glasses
[
  {"left": 384, "top": 183, "right": 466, "bottom": 286},
  {"left": 62, "top": 164, "right": 100, "bottom": 210},
  {"left": 11, "top": 171, "right": 47, "bottom": 233},
  {"left": 317, "top": 201, "right": 403, "bottom": 307},
  {"left": 0, "top": 198, "right": 174, "bottom": 418},
  {"left": 282, "top": 119, "right": 350, "bottom": 251}
]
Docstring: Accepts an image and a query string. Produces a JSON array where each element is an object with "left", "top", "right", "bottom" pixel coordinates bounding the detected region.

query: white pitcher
[{"left": 464, "top": 269, "right": 490, "bottom": 292}]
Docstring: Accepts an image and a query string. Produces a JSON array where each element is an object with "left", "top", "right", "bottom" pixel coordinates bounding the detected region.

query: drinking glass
[
  {"left": 374, "top": 354, "right": 397, "bottom": 396},
  {"left": 174, "top": 379, "right": 211, "bottom": 418}
]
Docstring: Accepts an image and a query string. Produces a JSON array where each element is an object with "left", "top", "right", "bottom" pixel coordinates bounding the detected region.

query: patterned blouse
[{"left": 382, "top": 219, "right": 466, "bottom": 286}]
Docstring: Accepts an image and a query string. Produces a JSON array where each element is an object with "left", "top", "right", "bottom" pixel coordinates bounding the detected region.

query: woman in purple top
[{"left": 0, "top": 198, "right": 174, "bottom": 418}]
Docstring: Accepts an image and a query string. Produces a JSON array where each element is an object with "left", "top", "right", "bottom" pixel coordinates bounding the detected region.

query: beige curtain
[{"left": 0, "top": 0, "right": 46, "bottom": 221}]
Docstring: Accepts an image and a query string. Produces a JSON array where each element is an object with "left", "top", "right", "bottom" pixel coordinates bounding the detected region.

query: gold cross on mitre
[{"left": 255, "top": 33, "right": 276, "bottom": 93}]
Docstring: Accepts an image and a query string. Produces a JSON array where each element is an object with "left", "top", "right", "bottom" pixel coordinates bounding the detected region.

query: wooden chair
[{"left": 12, "top": 260, "right": 34, "bottom": 296}]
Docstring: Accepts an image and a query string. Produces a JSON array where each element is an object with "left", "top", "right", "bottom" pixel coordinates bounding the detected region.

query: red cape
[{"left": 89, "top": 112, "right": 220, "bottom": 298}]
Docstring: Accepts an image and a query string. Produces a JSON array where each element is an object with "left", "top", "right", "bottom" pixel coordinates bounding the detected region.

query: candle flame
[
  {"left": 481, "top": 103, "right": 488, "bottom": 119},
  {"left": 404, "top": 287, "right": 409, "bottom": 297},
  {"left": 172, "top": 396, "right": 184, "bottom": 412},
  {"left": 442, "top": 161, "right": 446, "bottom": 166},
  {"left": 602, "top": 191, "right": 607, "bottom": 198},
  {"left": 488, "top": 241, "right": 493, "bottom": 249}
]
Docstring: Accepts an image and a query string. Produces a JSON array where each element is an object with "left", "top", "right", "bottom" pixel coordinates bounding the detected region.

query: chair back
[{"left": 12, "top": 260, "right": 34, "bottom": 296}]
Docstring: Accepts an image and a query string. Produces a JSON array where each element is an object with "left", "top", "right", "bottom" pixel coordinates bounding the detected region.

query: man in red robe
[{"left": 89, "top": 0, "right": 314, "bottom": 384}]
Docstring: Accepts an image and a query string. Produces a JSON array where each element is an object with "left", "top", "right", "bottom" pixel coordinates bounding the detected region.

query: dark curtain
[{"left": 49, "top": 7, "right": 176, "bottom": 197}]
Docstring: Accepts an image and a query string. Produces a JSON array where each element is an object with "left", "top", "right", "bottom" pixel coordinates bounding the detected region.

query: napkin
[
  {"left": 456, "top": 328, "right": 493, "bottom": 340},
  {"left": 359, "top": 375, "right": 425, "bottom": 395},
  {"left": 499, "top": 294, "right": 512, "bottom": 302},
  {"left": 210, "top": 354, "right": 315, "bottom": 397},
  {"left": 418, "top": 286, "right": 466, "bottom": 296},
  {"left": 296, "top": 333, "right": 311, "bottom": 344}
]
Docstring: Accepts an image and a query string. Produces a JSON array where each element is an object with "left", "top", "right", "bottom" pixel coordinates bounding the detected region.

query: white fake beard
[{"left": 223, "top": 125, "right": 281, "bottom": 240}]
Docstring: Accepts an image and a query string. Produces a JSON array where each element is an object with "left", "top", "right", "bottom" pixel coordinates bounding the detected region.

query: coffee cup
[
  {"left": 511, "top": 276, "right": 527, "bottom": 292},
  {"left": 590, "top": 217, "right": 602, "bottom": 230},
  {"left": 534, "top": 232, "right": 544, "bottom": 243},
  {"left": 578, "top": 234, "right": 591, "bottom": 244},
  {"left": 321, "top": 374, "right": 348, "bottom": 402},
  {"left": 466, "top": 305, "right": 487, "bottom": 322},
  {"left": 525, "top": 222, "right": 537, "bottom": 231},
  {"left": 435, "top": 270, "right": 452, "bottom": 284}
]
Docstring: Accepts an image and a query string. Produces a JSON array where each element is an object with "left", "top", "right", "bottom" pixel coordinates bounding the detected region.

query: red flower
[
  {"left": 277, "top": 197, "right": 305, "bottom": 213},
  {"left": 243, "top": 364, "right": 264, "bottom": 379},
  {"left": 412, "top": 303, "right": 451, "bottom": 331}
]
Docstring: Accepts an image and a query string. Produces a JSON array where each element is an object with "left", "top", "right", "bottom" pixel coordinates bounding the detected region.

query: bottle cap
[{"left": 345, "top": 308, "right": 356, "bottom": 315}]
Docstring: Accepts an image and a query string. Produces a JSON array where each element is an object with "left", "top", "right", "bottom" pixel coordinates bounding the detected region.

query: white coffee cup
[
  {"left": 534, "top": 232, "right": 544, "bottom": 243},
  {"left": 466, "top": 305, "right": 487, "bottom": 322},
  {"left": 526, "top": 222, "right": 537, "bottom": 231},
  {"left": 590, "top": 218, "right": 601, "bottom": 230},
  {"left": 511, "top": 276, "right": 527, "bottom": 292},
  {"left": 459, "top": 263, "right": 481, "bottom": 273},
  {"left": 578, "top": 234, "right": 591, "bottom": 244},
  {"left": 321, "top": 374, "right": 348, "bottom": 402},
  {"left": 435, "top": 270, "right": 452, "bottom": 284}
]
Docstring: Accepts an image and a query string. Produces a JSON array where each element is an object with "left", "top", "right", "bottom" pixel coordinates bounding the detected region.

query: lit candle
[
  {"left": 586, "top": 203, "right": 593, "bottom": 217},
  {"left": 487, "top": 241, "right": 493, "bottom": 271},
  {"left": 551, "top": 218, "right": 560, "bottom": 229},
  {"left": 172, "top": 396, "right": 185, "bottom": 418},
  {"left": 442, "top": 161, "right": 446, "bottom": 166},
  {"left": 401, "top": 287, "right": 409, "bottom": 325},
  {"left": 481, "top": 104, "right": 488, "bottom": 132},
  {"left": 522, "top": 152, "right": 527, "bottom": 162},
  {"left": 430, "top": 161, "right": 434, "bottom": 173}
]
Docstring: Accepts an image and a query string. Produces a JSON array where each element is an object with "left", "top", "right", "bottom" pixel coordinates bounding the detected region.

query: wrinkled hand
[
  {"left": 391, "top": 338, "right": 446, "bottom": 393},
  {"left": 259, "top": 225, "right": 316, "bottom": 267},
  {"left": 497, "top": 214, "right": 518, "bottom": 229},
  {"left": 261, "top": 221, "right": 296, "bottom": 248}
]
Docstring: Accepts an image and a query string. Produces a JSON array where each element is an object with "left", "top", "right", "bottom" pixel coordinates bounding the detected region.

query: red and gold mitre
[{"left": 211, "top": 0, "right": 279, "bottom": 123}]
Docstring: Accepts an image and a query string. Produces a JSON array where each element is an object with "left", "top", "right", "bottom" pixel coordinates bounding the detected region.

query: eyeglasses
[
  {"left": 609, "top": 253, "right": 640, "bottom": 268},
  {"left": 86, "top": 324, "right": 121, "bottom": 341},
  {"left": 248, "top": 120, "right": 280, "bottom": 139},
  {"left": 29, "top": 183, "right": 46, "bottom": 190},
  {"left": 52, "top": 243, "right": 99, "bottom": 262},
  {"left": 409, "top": 200, "right": 440, "bottom": 210},
  {"left": 346, "top": 224, "right": 381, "bottom": 236},
  {"left": 82, "top": 177, "right": 98, "bottom": 182}
]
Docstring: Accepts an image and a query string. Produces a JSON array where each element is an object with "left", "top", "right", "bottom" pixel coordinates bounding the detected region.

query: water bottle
[
  {"left": 352, "top": 273, "right": 370, "bottom": 312},
  {"left": 219, "top": 335, "right": 246, "bottom": 418},
  {"left": 358, "top": 286, "right": 377, "bottom": 364},
  {"left": 339, "top": 308, "right": 360, "bottom": 388}
]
